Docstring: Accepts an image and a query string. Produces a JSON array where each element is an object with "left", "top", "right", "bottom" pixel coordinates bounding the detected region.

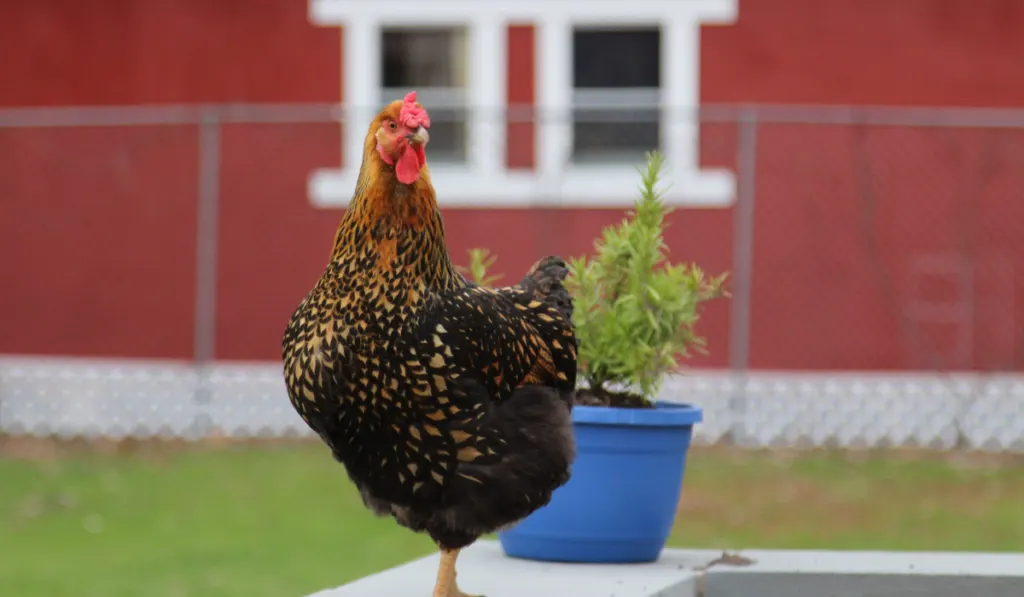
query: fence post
[
  {"left": 191, "top": 111, "right": 221, "bottom": 438},
  {"left": 728, "top": 107, "right": 758, "bottom": 446}
]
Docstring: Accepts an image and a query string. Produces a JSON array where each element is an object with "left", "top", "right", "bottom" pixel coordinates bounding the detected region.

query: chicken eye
[{"left": 388, "top": 121, "right": 397, "bottom": 131}]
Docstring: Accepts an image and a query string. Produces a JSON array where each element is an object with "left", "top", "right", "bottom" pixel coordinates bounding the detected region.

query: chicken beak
[{"left": 406, "top": 126, "right": 429, "bottom": 146}]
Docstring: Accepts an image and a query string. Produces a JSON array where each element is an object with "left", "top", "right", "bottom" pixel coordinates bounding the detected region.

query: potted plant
[{"left": 459, "top": 152, "right": 728, "bottom": 563}]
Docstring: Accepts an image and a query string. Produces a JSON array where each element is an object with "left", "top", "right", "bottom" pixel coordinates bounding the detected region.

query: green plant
[
  {"left": 458, "top": 151, "right": 727, "bottom": 407},
  {"left": 566, "top": 151, "right": 727, "bottom": 405},
  {"left": 457, "top": 247, "right": 503, "bottom": 286}
]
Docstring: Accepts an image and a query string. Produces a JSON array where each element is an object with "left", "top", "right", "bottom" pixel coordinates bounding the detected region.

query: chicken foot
[{"left": 432, "top": 548, "right": 484, "bottom": 597}]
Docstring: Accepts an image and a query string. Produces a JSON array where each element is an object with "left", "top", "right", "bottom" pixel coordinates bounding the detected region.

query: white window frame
[{"left": 308, "top": 0, "right": 737, "bottom": 208}]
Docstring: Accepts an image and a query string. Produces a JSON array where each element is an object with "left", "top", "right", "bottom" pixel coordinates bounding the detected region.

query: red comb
[{"left": 399, "top": 91, "right": 430, "bottom": 130}]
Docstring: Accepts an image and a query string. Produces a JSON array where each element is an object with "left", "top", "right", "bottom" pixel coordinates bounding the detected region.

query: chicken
[{"left": 282, "top": 92, "right": 578, "bottom": 597}]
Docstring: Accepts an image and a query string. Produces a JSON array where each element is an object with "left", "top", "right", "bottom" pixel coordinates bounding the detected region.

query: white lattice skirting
[{"left": 1, "top": 357, "right": 1022, "bottom": 452}]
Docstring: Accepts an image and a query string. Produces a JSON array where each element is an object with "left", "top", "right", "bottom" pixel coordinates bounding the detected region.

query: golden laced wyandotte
[{"left": 282, "top": 92, "right": 579, "bottom": 597}]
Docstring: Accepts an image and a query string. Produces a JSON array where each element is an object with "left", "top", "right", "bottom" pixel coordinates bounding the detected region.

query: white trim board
[
  {"left": 308, "top": 165, "right": 735, "bottom": 208},
  {"left": 307, "top": 0, "right": 738, "bottom": 208}
]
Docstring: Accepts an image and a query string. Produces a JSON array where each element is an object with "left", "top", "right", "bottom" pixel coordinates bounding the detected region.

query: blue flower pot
[{"left": 497, "top": 401, "right": 702, "bottom": 563}]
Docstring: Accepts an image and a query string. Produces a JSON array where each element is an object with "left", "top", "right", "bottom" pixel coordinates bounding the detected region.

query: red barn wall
[
  {"left": 702, "top": 0, "right": 1024, "bottom": 107},
  {"left": 0, "top": 0, "right": 341, "bottom": 360},
  {"left": 1, "top": 0, "right": 1022, "bottom": 371}
]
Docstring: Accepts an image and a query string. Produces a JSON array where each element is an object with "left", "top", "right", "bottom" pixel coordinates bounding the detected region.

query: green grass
[
  {"left": 675, "top": 448, "right": 1024, "bottom": 552},
  {"left": 2, "top": 440, "right": 1022, "bottom": 597}
]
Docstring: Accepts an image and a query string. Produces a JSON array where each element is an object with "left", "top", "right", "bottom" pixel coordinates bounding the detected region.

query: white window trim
[{"left": 308, "top": 0, "right": 737, "bottom": 208}]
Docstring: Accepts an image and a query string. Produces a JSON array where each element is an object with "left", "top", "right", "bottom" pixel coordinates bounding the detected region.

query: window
[
  {"left": 381, "top": 27, "right": 469, "bottom": 163},
  {"left": 310, "top": 0, "right": 737, "bottom": 208},
  {"left": 571, "top": 27, "right": 661, "bottom": 163}
]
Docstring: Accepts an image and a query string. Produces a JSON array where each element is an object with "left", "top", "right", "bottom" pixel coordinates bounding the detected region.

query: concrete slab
[
  {"left": 305, "top": 541, "right": 1024, "bottom": 597},
  {"left": 701, "top": 548, "right": 1024, "bottom": 597},
  {"left": 707, "top": 548, "right": 1024, "bottom": 576},
  {"left": 306, "top": 540, "right": 714, "bottom": 597}
]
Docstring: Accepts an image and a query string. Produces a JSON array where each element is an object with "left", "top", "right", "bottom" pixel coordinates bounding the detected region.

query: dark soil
[{"left": 574, "top": 386, "right": 654, "bottom": 409}]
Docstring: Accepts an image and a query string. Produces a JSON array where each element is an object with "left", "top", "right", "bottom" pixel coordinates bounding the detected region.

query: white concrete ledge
[
  {"left": 306, "top": 541, "right": 715, "bottom": 597},
  {"left": 702, "top": 548, "right": 1024, "bottom": 597},
  {"left": 306, "top": 540, "right": 1024, "bottom": 597}
]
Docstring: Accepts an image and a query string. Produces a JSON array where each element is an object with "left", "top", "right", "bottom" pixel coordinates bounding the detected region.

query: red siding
[
  {"left": 0, "top": 0, "right": 340, "bottom": 106},
  {"left": 506, "top": 24, "right": 536, "bottom": 169},
  {"left": 215, "top": 122, "right": 341, "bottom": 360},
  {"left": 0, "top": 125, "right": 199, "bottom": 358},
  {"left": 743, "top": 124, "right": 1024, "bottom": 370},
  {"left": 2, "top": 0, "right": 1022, "bottom": 371},
  {"left": 701, "top": 0, "right": 1024, "bottom": 107}
]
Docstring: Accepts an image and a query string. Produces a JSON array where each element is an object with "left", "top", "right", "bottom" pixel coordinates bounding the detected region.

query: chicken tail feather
[{"left": 517, "top": 256, "right": 573, "bottom": 321}]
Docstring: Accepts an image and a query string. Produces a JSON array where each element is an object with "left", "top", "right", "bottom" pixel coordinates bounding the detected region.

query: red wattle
[{"left": 395, "top": 145, "right": 421, "bottom": 184}]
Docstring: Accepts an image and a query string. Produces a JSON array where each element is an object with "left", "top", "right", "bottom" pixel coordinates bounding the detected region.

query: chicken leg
[{"left": 431, "top": 548, "right": 483, "bottom": 597}]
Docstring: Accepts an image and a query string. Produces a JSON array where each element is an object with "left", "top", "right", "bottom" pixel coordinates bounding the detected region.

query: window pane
[
  {"left": 573, "top": 28, "right": 660, "bottom": 89},
  {"left": 381, "top": 27, "right": 467, "bottom": 163},
  {"left": 572, "top": 109, "right": 660, "bottom": 163},
  {"left": 572, "top": 27, "right": 661, "bottom": 161}
]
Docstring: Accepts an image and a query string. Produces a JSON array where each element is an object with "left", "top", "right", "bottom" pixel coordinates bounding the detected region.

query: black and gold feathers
[{"left": 281, "top": 98, "right": 578, "bottom": 551}]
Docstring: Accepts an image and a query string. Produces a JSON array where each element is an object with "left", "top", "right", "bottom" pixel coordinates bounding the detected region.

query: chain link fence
[{"left": 1, "top": 104, "right": 1021, "bottom": 451}]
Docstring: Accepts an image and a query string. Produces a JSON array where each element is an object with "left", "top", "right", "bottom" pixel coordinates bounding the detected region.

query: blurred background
[{"left": 2, "top": 1, "right": 1023, "bottom": 596}]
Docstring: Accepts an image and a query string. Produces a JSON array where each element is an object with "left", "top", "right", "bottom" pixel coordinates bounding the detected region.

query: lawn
[{"left": 2, "top": 438, "right": 1022, "bottom": 597}]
